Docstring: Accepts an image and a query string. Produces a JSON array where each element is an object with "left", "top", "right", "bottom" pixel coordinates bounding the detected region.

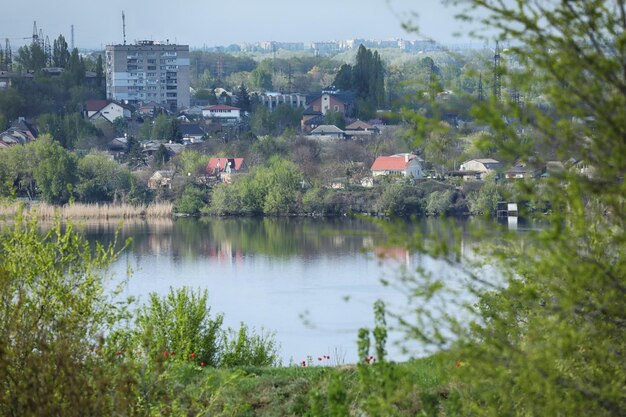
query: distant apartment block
[{"left": 105, "top": 41, "right": 190, "bottom": 111}]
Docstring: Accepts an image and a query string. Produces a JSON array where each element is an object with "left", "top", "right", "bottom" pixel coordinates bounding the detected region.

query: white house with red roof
[
  {"left": 202, "top": 105, "right": 241, "bottom": 123},
  {"left": 370, "top": 153, "right": 425, "bottom": 179},
  {"left": 85, "top": 100, "right": 131, "bottom": 123}
]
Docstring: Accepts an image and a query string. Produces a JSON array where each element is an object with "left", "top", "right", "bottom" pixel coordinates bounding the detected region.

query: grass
[
  {"left": 147, "top": 355, "right": 453, "bottom": 416},
  {"left": 0, "top": 201, "right": 174, "bottom": 219}
]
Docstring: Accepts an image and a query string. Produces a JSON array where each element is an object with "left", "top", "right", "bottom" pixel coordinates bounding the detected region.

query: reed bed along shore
[{"left": 0, "top": 201, "right": 174, "bottom": 219}]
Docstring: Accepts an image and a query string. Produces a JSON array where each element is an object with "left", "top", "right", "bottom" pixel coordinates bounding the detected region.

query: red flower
[
  {"left": 163, "top": 351, "right": 169, "bottom": 357},
  {"left": 301, "top": 360, "right": 306, "bottom": 367},
  {"left": 317, "top": 357, "right": 322, "bottom": 361},
  {"left": 200, "top": 362, "right": 205, "bottom": 367},
  {"left": 170, "top": 351, "right": 175, "bottom": 355},
  {"left": 191, "top": 352, "right": 196, "bottom": 358}
]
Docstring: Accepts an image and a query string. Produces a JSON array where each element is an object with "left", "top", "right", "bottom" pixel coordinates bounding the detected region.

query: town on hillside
[{"left": 0, "top": 24, "right": 599, "bottom": 216}]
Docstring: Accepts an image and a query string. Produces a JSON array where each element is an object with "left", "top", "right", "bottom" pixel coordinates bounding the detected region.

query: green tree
[
  {"left": 333, "top": 63, "right": 353, "bottom": 90},
  {"left": 172, "top": 149, "right": 210, "bottom": 177},
  {"left": 77, "top": 152, "right": 132, "bottom": 203},
  {"left": 352, "top": 45, "right": 385, "bottom": 109},
  {"left": 235, "top": 82, "right": 252, "bottom": 113},
  {"left": 152, "top": 113, "right": 173, "bottom": 140},
  {"left": 152, "top": 144, "right": 170, "bottom": 169},
  {"left": 15, "top": 42, "right": 47, "bottom": 72},
  {"left": 170, "top": 118, "right": 183, "bottom": 142},
  {"left": 95, "top": 54, "right": 104, "bottom": 93},
  {"left": 124, "top": 136, "right": 145, "bottom": 168},
  {"left": 250, "top": 66, "right": 273, "bottom": 91},
  {"left": 0, "top": 215, "right": 137, "bottom": 416},
  {"left": 31, "top": 137, "right": 78, "bottom": 204},
  {"left": 175, "top": 185, "right": 207, "bottom": 214},
  {"left": 52, "top": 35, "right": 70, "bottom": 68},
  {"left": 66, "top": 48, "right": 85, "bottom": 86},
  {"left": 323, "top": 110, "right": 346, "bottom": 130},
  {"left": 382, "top": 1, "right": 626, "bottom": 416}
]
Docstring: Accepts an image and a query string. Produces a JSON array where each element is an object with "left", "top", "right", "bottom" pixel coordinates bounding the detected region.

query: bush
[
  {"left": 137, "top": 288, "right": 224, "bottom": 367},
  {"left": 221, "top": 323, "right": 280, "bottom": 367},
  {"left": 175, "top": 185, "right": 207, "bottom": 214},
  {"left": 425, "top": 189, "right": 454, "bottom": 216},
  {"left": 137, "top": 287, "right": 280, "bottom": 368}
]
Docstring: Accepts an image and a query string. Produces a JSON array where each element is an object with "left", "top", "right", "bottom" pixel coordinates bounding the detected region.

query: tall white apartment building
[{"left": 105, "top": 41, "right": 190, "bottom": 111}]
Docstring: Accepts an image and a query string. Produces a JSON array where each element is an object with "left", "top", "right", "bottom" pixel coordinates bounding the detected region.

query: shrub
[
  {"left": 175, "top": 185, "right": 207, "bottom": 215},
  {"left": 137, "top": 288, "right": 224, "bottom": 367},
  {"left": 425, "top": 189, "right": 454, "bottom": 216},
  {"left": 220, "top": 323, "right": 280, "bottom": 367}
]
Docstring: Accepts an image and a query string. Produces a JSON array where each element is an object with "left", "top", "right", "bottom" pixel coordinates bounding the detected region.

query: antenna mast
[
  {"left": 45, "top": 36, "right": 51, "bottom": 66},
  {"left": 122, "top": 11, "right": 126, "bottom": 45},
  {"left": 32, "top": 21, "right": 38, "bottom": 45},
  {"left": 71, "top": 24, "right": 75, "bottom": 50}
]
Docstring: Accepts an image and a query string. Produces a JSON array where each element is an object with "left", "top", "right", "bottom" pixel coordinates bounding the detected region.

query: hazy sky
[{"left": 1, "top": 0, "right": 476, "bottom": 50}]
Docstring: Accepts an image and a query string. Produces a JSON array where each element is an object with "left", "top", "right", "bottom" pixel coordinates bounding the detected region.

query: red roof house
[
  {"left": 370, "top": 153, "right": 424, "bottom": 179},
  {"left": 206, "top": 157, "right": 248, "bottom": 176}
]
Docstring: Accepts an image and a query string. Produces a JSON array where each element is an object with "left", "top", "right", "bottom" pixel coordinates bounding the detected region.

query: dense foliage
[{"left": 366, "top": 1, "right": 626, "bottom": 416}]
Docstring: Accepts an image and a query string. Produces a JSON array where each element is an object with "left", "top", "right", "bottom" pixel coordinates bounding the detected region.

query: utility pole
[
  {"left": 122, "top": 11, "right": 126, "bottom": 45},
  {"left": 71, "top": 24, "right": 75, "bottom": 50},
  {"left": 287, "top": 63, "right": 292, "bottom": 93},
  {"left": 478, "top": 72, "right": 484, "bottom": 102},
  {"left": 217, "top": 48, "right": 224, "bottom": 82},
  {"left": 4, "top": 39, "right": 11, "bottom": 71},
  {"left": 493, "top": 40, "right": 501, "bottom": 101}
]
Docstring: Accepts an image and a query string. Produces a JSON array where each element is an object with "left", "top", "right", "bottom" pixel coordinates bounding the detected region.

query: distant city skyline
[{"left": 0, "top": 0, "right": 480, "bottom": 50}]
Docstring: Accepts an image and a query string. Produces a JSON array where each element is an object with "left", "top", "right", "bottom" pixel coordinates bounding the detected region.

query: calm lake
[{"left": 63, "top": 216, "right": 508, "bottom": 364}]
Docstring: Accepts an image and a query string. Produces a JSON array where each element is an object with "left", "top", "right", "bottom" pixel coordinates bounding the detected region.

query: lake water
[{"left": 70, "top": 216, "right": 503, "bottom": 364}]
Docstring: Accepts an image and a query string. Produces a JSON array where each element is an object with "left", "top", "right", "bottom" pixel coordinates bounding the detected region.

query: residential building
[
  {"left": 202, "top": 105, "right": 241, "bottom": 123},
  {"left": 85, "top": 100, "right": 132, "bottom": 123},
  {"left": 310, "top": 125, "right": 346, "bottom": 139},
  {"left": 148, "top": 170, "right": 174, "bottom": 189},
  {"left": 504, "top": 162, "right": 545, "bottom": 180},
  {"left": 105, "top": 41, "right": 190, "bottom": 111},
  {"left": 206, "top": 157, "right": 247, "bottom": 183},
  {"left": 301, "top": 108, "right": 324, "bottom": 133},
  {"left": 344, "top": 120, "right": 379, "bottom": 139},
  {"left": 371, "top": 153, "right": 425, "bottom": 179},
  {"left": 307, "top": 87, "right": 355, "bottom": 116},
  {"left": 206, "top": 157, "right": 248, "bottom": 175},
  {"left": 459, "top": 158, "right": 502, "bottom": 180},
  {"left": 0, "top": 118, "right": 39, "bottom": 148},
  {"left": 179, "top": 123, "right": 206, "bottom": 142}
]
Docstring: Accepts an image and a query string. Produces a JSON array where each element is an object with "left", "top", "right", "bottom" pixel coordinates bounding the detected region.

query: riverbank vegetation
[{"left": 1, "top": 1, "right": 624, "bottom": 416}]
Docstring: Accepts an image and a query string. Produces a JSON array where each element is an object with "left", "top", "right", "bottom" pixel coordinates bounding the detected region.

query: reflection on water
[{"left": 4, "top": 215, "right": 538, "bottom": 363}]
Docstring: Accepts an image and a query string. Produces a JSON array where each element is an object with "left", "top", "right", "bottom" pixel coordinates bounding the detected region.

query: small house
[
  {"left": 310, "top": 125, "right": 345, "bottom": 139},
  {"left": 206, "top": 157, "right": 247, "bottom": 182},
  {"left": 148, "top": 170, "right": 174, "bottom": 189},
  {"left": 202, "top": 105, "right": 241, "bottom": 123},
  {"left": 344, "top": 120, "right": 379, "bottom": 139},
  {"left": 371, "top": 153, "right": 425, "bottom": 179},
  {"left": 85, "top": 100, "right": 132, "bottom": 123},
  {"left": 505, "top": 162, "right": 545, "bottom": 180},
  {"left": 459, "top": 158, "right": 502, "bottom": 181}
]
